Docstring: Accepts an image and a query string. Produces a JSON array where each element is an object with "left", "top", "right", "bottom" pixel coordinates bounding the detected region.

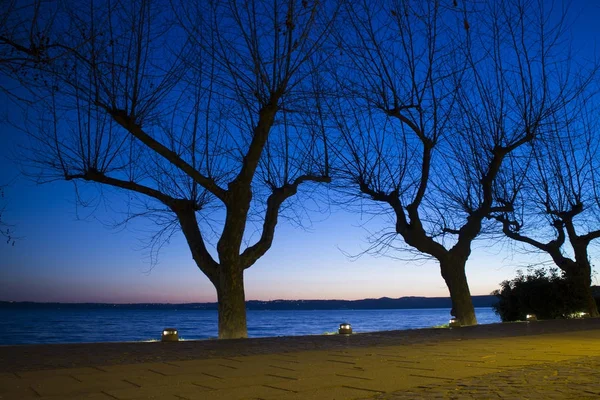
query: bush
[{"left": 492, "top": 267, "right": 588, "bottom": 322}]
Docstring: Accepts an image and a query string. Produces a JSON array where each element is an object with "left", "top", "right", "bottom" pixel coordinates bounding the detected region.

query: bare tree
[
  {"left": 1, "top": 0, "right": 70, "bottom": 243},
  {"left": 495, "top": 97, "right": 600, "bottom": 317},
  {"left": 332, "top": 0, "right": 584, "bottom": 325},
  {"left": 0, "top": 0, "right": 77, "bottom": 100},
  {"left": 0, "top": 0, "right": 54, "bottom": 245},
  {"left": 0, "top": 184, "right": 16, "bottom": 246},
  {"left": 6, "top": 0, "right": 338, "bottom": 339}
]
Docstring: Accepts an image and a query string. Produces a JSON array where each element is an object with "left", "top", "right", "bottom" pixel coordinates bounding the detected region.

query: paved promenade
[{"left": 1, "top": 319, "right": 599, "bottom": 399}]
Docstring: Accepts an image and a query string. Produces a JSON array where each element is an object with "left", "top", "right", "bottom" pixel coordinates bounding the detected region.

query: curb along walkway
[{"left": 1, "top": 319, "right": 599, "bottom": 399}]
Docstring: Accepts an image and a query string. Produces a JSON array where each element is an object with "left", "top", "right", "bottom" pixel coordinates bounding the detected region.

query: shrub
[{"left": 492, "top": 267, "right": 587, "bottom": 322}]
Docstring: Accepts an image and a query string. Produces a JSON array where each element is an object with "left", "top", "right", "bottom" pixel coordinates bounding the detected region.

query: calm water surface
[{"left": 0, "top": 307, "right": 500, "bottom": 345}]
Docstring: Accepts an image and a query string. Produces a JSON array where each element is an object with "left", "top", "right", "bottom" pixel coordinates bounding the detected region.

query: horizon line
[{"left": 0, "top": 294, "right": 498, "bottom": 305}]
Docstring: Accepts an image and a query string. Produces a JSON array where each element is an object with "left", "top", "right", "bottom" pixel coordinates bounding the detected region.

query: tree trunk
[
  {"left": 216, "top": 265, "right": 248, "bottom": 339},
  {"left": 565, "top": 264, "right": 599, "bottom": 318},
  {"left": 440, "top": 258, "right": 477, "bottom": 326}
]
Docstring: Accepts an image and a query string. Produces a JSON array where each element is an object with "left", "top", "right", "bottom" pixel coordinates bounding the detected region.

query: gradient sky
[{"left": 1, "top": 1, "right": 599, "bottom": 304}]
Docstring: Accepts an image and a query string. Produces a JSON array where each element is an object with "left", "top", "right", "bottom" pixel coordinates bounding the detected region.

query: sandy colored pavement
[{"left": 0, "top": 319, "right": 599, "bottom": 399}]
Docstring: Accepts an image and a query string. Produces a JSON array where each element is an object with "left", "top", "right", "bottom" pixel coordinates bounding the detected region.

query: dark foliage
[{"left": 492, "top": 268, "right": 591, "bottom": 321}]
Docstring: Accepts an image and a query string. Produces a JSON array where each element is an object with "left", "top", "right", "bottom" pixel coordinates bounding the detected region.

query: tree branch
[
  {"left": 495, "top": 214, "right": 551, "bottom": 252},
  {"left": 66, "top": 168, "right": 178, "bottom": 207},
  {"left": 67, "top": 168, "right": 220, "bottom": 284},
  {"left": 108, "top": 109, "right": 227, "bottom": 202},
  {"left": 240, "top": 173, "right": 330, "bottom": 268},
  {"left": 495, "top": 214, "right": 572, "bottom": 270},
  {"left": 233, "top": 102, "right": 279, "bottom": 187},
  {"left": 581, "top": 229, "right": 600, "bottom": 243},
  {"left": 173, "top": 204, "right": 219, "bottom": 285},
  {"left": 442, "top": 227, "right": 461, "bottom": 235}
]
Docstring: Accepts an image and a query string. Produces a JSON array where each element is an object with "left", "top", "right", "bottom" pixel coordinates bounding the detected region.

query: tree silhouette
[
  {"left": 0, "top": 185, "right": 16, "bottom": 246},
  {"left": 331, "top": 0, "right": 588, "bottom": 325},
  {"left": 4, "top": 0, "right": 338, "bottom": 339},
  {"left": 495, "top": 97, "right": 600, "bottom": 317},
  {"left": 1, "top": 0, "right": 63, "bottom": 245}
]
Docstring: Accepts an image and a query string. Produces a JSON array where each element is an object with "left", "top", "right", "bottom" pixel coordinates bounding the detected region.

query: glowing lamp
[
  {"left": 449, "top": 318, "right": 461, "bottom": 328},
  {"left": 577, "top": 311, "right": 590, "bottom": 319},
  {"left": 339, "top": 323, "right": 352, "bottom": 335},
  {"left": 161, "top": 328, "right": 179, "bottom": 342},
  {"left": 526, "top": 314, "right": 537, "bottom": 321}
]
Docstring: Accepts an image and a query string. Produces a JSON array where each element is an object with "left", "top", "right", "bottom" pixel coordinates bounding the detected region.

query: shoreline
[
  {"left": 0, "top": 306, "right": 501, "bottom": 347},
  {"left": 1, "top": 318, "right": 598, "bottom": 373}
]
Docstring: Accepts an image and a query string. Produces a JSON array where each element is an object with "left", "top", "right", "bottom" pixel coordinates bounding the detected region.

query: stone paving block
[
  {"left": 29, "top": 375, "right": 96, "bottom": 397},
  {"left": 0, "top": 385, "right": 41, "bottom": 400},
  {"left": 187, "top": 373, "right": 304, "bottom": 390},
  {"left": 100, "top": 362, "right": 186, "bottom": 377},
  {"left": 118, "top": 368, "right": 296, "bottom": 390},
  {"left": 430, "top": 348, "right": 502, "bottom": 359},
  {"left": 173, "top": 384, "right": 289, "bottom": 400},
  {"left": 507, "top": 354, "right": 580, "bottom": 363},
  {"left": 109, "top": 372, "right": 219, "bottom": 389},
  {"left": 405, "top": 362, "right": 501, "bottom": 380},
  {"left": 290, "top": 349, "right": 395, "bottom": 364},
  {"left": 77, "top": 369, "right": 182, "bottom": 389},
  {"left": 192, "top": 362, "right": 296, "bottom": 379},
  {"left": 355, "top": 359, "right": 435, "bottom": 375},
  {"left": 72, "top": 370, "right": 145, "bottom": 382},
  {"left": 258, "top": 373, "right": 358, "bottom": 392},
  {"left": 267, "top": 356, "right": 304, "bottom": 365},
  {"left": 281, "top": 384, "right": 385, "bottom": 400},
  {"left": 98, "top": 364, "right": 159, "bottom": 375},
  {"left": 348, "top": 357, "right": 422, "bottom": 372},
  {"left": 174, "top": 358, "right": 254, "bottom": 374},
  {"left": 0, "top": 372, "right": 23, "bottom": 392},
  {"left": 342, "top": 374, "right": 451, "bottom": 393},
  {"left": 135, "top": 362, "right": 190, "bottom": 376},
  {"left": 368, "top": 349, "right": 424, "bottom": 358},
  {"left": 96, "top": 368, "right": 215, "bottom": 390},
  {"left": 37, "top": 393, "right": 114, "bottom": 400},
  {"left": 103, "top": 381, "right": 210, "bottom": 399},
  {"left": 64, "top": 374, "right": 140, "bottom": 393},
  {"left": 281, "top": 350, "right": 349, "bottom": 363},
  {"left": 217, "top": 354, "right": 278, "bottom": 364},
  {"left": 15, "top": 369, "right": 71, "bottom": 380},
  {"left": 338, "top": 365, "right": 423, "bottom": 380},
  {"left": 18, "top": 367, "right": 103, "bottom": 379},
  {"left": 301, "top": 366, "right": 456, "bottom": 393},
  {"left": 341, "top": 352, "right": 391, "bottom": 362},
  {"left": 250, "top": 360, "right": 366, "bottom": 379}
]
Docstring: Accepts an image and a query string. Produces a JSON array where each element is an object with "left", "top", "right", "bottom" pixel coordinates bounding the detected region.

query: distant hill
[
  {"left": 246, "top": 295, "right": 498, "bottom": 310},
  {"left": 0, "top": 295, "right": 498, "bottom": 310}
]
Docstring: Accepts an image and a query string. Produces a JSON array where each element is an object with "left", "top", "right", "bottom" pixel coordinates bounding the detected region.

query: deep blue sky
[{"left": 1, "top": 0, "right": 599, "bottom": 303}]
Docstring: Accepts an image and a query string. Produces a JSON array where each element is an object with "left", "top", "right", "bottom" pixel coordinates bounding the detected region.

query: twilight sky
[{"left": 1, "top": 0, "right": 599, "bottom": 304}]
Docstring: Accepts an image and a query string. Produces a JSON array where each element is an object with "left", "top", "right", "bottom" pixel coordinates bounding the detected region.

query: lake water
[{"left": 0, "top": 307, "right": 500, "bottom": 345}]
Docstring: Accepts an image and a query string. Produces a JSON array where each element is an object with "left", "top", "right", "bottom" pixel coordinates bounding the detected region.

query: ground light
[
  {"left": 161, "top": 328, "right": 179, "bottom": 342},
  {"left": 339, "top": 323, "right": 352, "bottom": 334},
  {"left": 449, "top": 318, "right": 461, "bottom": 328},
  {"left": 526, "top": 314, "right": 537, "bottom": 321}
]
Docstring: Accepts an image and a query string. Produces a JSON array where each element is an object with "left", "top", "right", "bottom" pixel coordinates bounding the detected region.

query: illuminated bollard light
[
  {"left": 161, "top": 328, "right": 179, "bottom": 342},
  {"left": 338, "top": 323, "right": 352, "bottom": 335},
  {"left": 449, "top": 318, "right": 461, "bottom": 328},
  {"left": 526, "top": 314, "right": 537, "bottom": 321}
]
